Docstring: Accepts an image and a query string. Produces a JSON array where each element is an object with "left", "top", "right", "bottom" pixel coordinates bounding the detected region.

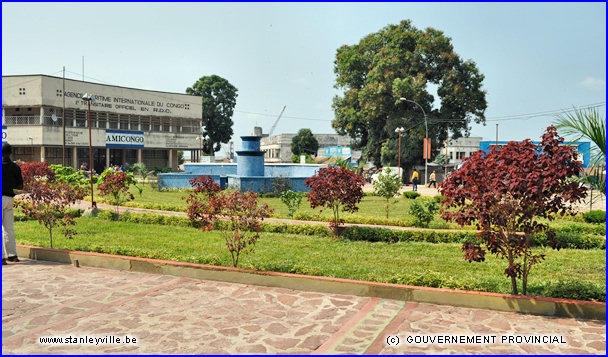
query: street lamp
[
  {"left": 399, "top": 97, "right": 428, "bottom": 185},
  {"left": 82, "top": 93, "right": 96, "bottom": 209},
  {"left": 394, "top": 127, "right": 405, "bottom": 183}
]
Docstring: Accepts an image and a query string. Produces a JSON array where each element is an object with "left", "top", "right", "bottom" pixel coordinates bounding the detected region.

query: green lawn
[
  {"left": 16, "top": 216, "right": 605, "bottom": 300},
  {"left": 97, "top": 187, "right": 458, "bottom": 228}
]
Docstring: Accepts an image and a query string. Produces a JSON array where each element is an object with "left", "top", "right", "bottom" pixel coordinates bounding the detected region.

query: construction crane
[{"left": 268, "top": 105, "right": 286, "bottom": 136}]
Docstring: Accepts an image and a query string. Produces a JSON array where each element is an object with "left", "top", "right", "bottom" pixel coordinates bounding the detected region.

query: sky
[{"left": 2, "top": 2, "right": 606, "bottom": 156}]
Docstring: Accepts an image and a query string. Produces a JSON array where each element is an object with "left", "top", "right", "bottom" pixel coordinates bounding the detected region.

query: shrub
[
  {"left": 272, "top": 176, "right": 292, "bottom": 197},
  {"left": 341, "top": 226, "right": 478, "bottom": 244},
  {"left": 527, "top": 280, "right": 606, "bottom": 302},
  {"left": 16, "top": 172, "right": 86, "bottom": 248},
  {"left": 433, "top": 195, "right": 445, "bottom": 203},
  {"left": 409, "top": 200, "right": 439, "bottom": 227},
  {"left": 186, "top": 177, "right": 273, "bottom": 267},
  {"left": 373, "top": 168, "right": 402, "bottom": 218},
  {"left": 97, "top": 170, "right": 140, "bottom": 215},
  {"left": 305, "top": 166, "right": 365, "bottom": 236},
  {"left": 582, "top": 210, "right": 606, "bottom": 224},
  {"left": 280, "top": 189, "right": 305, "bottom": 218},
  {"left": 403, "top": 191, "right": 420, "bottom": 199},
  {"left": 440, "top": 126, "right": 587, "bottom": 296}
]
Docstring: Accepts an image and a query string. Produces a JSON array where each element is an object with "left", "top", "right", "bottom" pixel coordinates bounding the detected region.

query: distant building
[
  {"left": 260, "top": 133, "right": 351, "bottom": 163},
  {"left": 480, "top": 141, "right": 590, "bottom": 168},
  {"left": 438, "top": 137, "right": 483, "bottom": 165},
  {"left": 2, "top": 74, "right": 202, "bottom": 172}
]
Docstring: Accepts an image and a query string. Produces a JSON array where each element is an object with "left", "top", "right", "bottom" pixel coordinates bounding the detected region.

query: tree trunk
[
  {"left": 385, "top": 199, "right": 389, "bottom": 218},
  {"left": 49, "top": 228, "right": 53, "bottom": 248}
]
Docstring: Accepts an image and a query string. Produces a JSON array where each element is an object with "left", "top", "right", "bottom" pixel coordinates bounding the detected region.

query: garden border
[{"left": 16, "top": 244, "right": 605, "bottom": 321}]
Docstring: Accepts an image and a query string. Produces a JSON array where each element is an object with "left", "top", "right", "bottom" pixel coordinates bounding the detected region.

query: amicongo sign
[{"left": 105, "top": 130, "right": 144, "bottom": 148}]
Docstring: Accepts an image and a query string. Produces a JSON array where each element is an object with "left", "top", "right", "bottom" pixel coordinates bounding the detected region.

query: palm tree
[{"left": 554, "top": 107, "right": 606, "bottom": 208}]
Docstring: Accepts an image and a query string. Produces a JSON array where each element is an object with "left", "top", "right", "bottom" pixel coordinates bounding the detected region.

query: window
[
  {"left": 140, "top": 116, "right": 150, "bottom": 131},
  {"left": 456, "top": 152, "right": 466, "bottom": 159},
  {"left": 108, "top": 113, "right": 119, "bottom": 129}
]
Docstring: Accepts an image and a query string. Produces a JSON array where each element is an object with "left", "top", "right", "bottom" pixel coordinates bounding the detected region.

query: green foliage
[
  {"left": 97, "top": 169, "right": 141, "bottom": 213},
  {"left": 291, "top": 153, "right": 315, "bottom": 164},
  {"left": 177, "top": 150, "right": 185, "bottom": 165},
  {"left": 554, "top": 107, "right": 606, "bottom": 195},
  {"left": 433, "top": 195, "right": 446, "bottom": 203},
  {"left": 582, "top": 210, "right": 606, "bottom": 224},
  {"left": 272, "top": 176, "right": 291, "bottom": 197},
  {"left": 186, "top": 75, "right": 238, "bottom": 154},
  {"left": 49, "top": 164, "right": 90, "bottom": 188},
  {"left": 527, "top": 280, "right": 606, "bottom": 302},
  {"left": 332, "top": 19, "right": 487, "bottom": 167},
  {"left": 15, "top": 216, "right": 606, "bottom": 301},
  {"left": 403, "top": 191, "right": 420, "bottom": 199},
  {"left": 342, "top": 226, "right": 477, "bottom": 244},
  {"left": 152, "top": 166, "right": 172, "bottom": 175},
  {"left": 409, "top": 200, "right": 440, "bottom": 227},
  {"left": 280, "top": 190, "right": 306, "bottom": 218},
  {"left": 373, "top": 168, "right": 402, "bottom": 218},
  {"left": 291, "top": 128, "right": 319, "bottom": 156}
]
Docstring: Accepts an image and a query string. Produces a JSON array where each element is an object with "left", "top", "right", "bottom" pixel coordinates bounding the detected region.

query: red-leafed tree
[
  {"left": 17, "top": 162, "right": 85, "bottom": 248},
  {"left": 185, "top": 176, "right": 273, "bottom": 267},
  {"left": 19, "top": 161, "right": 56, "bottom": 190},
  {"left": 305, "top": 166, "right": 365, "bottom": 235},
  {"left": 97, "top": 170, "right": 138, "bottom": 215},
  {"left": 184, "top": 175, "right": 222, "bottom": 230},
  {"left": 439, "top": 127, "right": 586, "bottom": 295}
]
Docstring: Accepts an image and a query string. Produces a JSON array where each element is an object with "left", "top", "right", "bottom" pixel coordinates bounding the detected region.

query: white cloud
[{"left": 579, "top": 76, "right": 606, "bottom": 91}]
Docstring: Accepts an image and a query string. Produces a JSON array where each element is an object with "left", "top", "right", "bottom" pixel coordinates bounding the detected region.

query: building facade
[
  {"left": 438, "top": 137, "right": 483, "bottom": 165},
  {"left": 2, "top": 75, "right": 202, "bottom": 172},
  {"left": 260, "top": 133, "right": 351, "bottom": 163}
]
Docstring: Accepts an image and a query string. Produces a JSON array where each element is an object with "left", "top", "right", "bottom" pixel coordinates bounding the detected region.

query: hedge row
[
  {"left": 387, "top": 272, "right": 605, "bottom": 302},
  {"left": 341, "top": 226, "right": 605, "bottom": 250}
]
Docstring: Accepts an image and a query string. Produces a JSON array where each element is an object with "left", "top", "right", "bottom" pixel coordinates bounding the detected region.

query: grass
[
  {"left": 94, "top": 187, "right": 603, "bottom": 234},
  {"left": 15, "top": 216, "right": 606, "bottom": 300}
]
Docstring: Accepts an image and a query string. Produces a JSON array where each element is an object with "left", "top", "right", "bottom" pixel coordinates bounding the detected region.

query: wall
[{"left": 157, "top": 173, "right": 227, "bottom": 189}]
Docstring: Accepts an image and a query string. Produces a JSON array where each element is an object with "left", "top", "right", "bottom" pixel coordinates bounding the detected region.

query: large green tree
[
  {"left": 332, "top": 20, "right": 487, "bottom": 167},
  {"left": 291, "top": 128, "right": 319, "bottom": 156},
  {"left": 186, "top": 75, "right": 238, "bottom": 155}
]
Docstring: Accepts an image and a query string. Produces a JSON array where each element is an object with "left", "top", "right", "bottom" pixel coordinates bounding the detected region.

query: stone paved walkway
[{"left": 2, "top": 260, "right": 605, "bottom": 354}]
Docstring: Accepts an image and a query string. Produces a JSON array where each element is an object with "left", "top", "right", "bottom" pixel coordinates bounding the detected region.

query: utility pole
[
  {"left": 444, "top": 122, "right": 448, "bottom": 178},
  {"left": 62, "top": 66, "right": 66, "bottom": 166}
]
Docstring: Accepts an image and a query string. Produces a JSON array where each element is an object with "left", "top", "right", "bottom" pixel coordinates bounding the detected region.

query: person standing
[
  {"left": 428, "top": 170, "right": 437, "bottom": 188},
  {"left": 2, "top": 143, "right": 23, "bottom": 265},
  {"left": 411, "top": 169, "right": 419, "bottom": 191}
]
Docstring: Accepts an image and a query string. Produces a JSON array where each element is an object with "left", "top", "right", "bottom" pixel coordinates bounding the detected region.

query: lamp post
[
  {"left": 394, "top": 127, "right": 405, "bottom": 183},
  {"left": 82, "top": 93, "right": 96, "bottom": 209},
  {"left": 399, "top": 97, "right": 428, "bottom": 185}
]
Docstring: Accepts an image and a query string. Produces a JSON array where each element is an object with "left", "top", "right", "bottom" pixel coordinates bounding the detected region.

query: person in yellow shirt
[{"left": 411, "top": 169, "right": 419, "bottom": 191}]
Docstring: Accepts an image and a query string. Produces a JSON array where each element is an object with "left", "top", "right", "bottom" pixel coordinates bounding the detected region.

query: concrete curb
[{"left": 17, "top": 244, "right": 605, "bottom": 321}]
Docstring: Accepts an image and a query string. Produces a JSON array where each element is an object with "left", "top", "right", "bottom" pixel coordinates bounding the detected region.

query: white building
[
  {"left": 2, "top": 75, "right": 202, "bottom": 172},
  {"left": 439, "top": 136, "right": 483, "bottom": 165},
  {"left": 260, "top": 133, "right": 351, "bottom": 163}
]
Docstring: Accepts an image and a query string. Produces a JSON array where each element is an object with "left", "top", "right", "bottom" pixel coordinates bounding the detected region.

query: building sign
[
  {"left": 105, "top": 130, "right": 144, "bottom": 148},
  {"left": 36, "top": 76, "right": 202, "bottom": 119},
  {"left": 2, "top": 126, "right": 6, "bottom": 143}
]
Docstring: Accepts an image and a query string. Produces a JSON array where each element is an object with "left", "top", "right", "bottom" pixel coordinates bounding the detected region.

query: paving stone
[{"left": 2, "top": 260, "right": 605, "bottom": 355}]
